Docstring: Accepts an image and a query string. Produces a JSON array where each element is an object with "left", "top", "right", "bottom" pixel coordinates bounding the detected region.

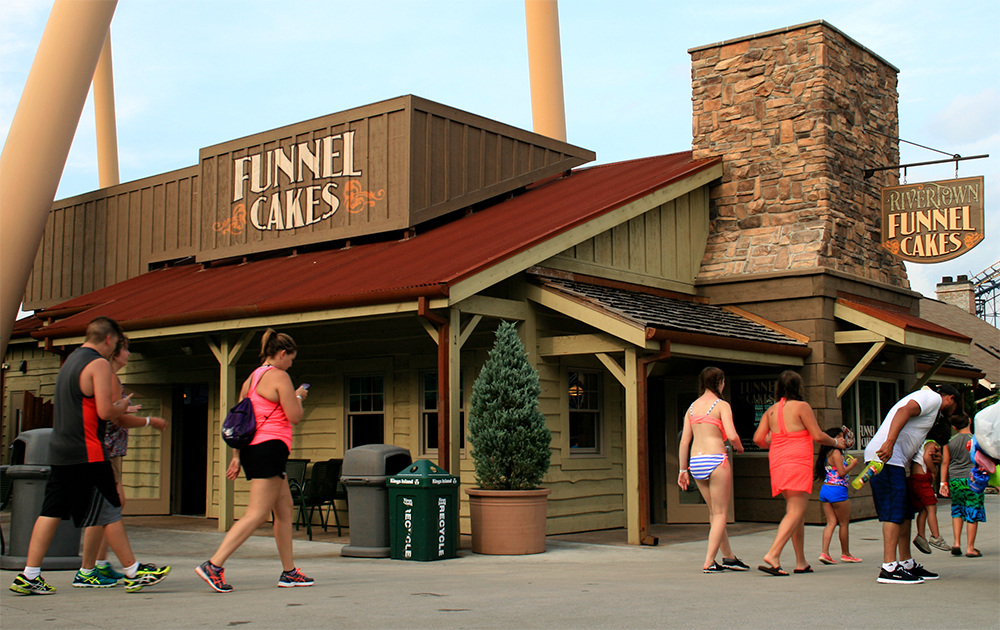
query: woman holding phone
[{"left": 196, "top": 329, "right": 311, "bottom": 593}]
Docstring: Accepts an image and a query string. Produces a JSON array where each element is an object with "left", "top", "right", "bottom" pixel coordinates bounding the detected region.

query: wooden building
[{"left": 3, "top": 22, "right": 982, "bottom": 541}]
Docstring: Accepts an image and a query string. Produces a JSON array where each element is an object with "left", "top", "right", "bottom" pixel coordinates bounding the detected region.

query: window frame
[
  {"left": 419, "top": 370, "right": 466, "bottom": 457},
  {"left": 346, "top": 373, "right": 386, "bottom": 449},
  {"left": 841, "top": 377, "right": 900, "bottom": 450},
  {"left": 567, "top": 368, "right": 603, "bottom": 457}
]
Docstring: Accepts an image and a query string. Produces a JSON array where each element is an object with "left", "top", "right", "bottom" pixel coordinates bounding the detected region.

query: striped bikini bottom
[{"left": 690, "top": 454, "right": 728, "bottom": 480}]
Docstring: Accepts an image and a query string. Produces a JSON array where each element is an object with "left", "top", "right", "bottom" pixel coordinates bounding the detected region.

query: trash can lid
[
  {"left": 342, "top": 444, "right": 412, "bottom": 476},
  {"left": 387, "top": 459, "right": 459, "bottom": 487}
]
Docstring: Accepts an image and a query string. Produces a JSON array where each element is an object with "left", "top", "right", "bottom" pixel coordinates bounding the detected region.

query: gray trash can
[
  {"left": 1, "top": 429, "right": 83, "bottom": 571},
  {"left": 340, "top": 444, "right": 411, "bottom": 558}
]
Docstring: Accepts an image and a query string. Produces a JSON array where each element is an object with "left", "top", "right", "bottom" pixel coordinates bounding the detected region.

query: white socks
[{"left": 23, "top": 566, "right": 41, "bottom": 580}]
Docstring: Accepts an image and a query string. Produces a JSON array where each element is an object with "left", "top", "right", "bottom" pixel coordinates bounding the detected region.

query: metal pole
[
  {"left": 524, "top": 0, "right": 567, "bottom": 142},
  {"left": 0, "top": 0, "right": 119, "bottom": 356}
]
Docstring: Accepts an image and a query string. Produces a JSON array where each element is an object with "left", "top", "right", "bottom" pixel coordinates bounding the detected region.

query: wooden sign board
[{"left": 881, "top": 176, "right": 985, "bottom": 263}]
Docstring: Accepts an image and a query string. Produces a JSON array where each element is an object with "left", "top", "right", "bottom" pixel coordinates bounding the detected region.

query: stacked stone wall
[{"left": 690, "top": 22, "right": 909, "bottom": 287}]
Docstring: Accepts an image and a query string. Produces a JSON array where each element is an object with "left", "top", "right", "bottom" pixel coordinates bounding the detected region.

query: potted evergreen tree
[{"left": 466, "top": 321, "right": 552, "bottom": 555}]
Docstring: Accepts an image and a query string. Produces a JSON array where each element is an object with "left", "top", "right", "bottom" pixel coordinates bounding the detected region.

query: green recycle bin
[{"left": 387, "top": 460, "right": 459, "bottom": 561}]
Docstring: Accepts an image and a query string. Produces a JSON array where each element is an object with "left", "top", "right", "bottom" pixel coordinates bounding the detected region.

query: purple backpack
[{"left": 221, "top": 397, "right": 256, "bottom": 449}]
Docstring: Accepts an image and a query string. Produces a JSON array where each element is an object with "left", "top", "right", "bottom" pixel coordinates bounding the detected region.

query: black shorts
[
  {"left": 40, "top": 462, "right": 121, "bottom": 527},
  {"left": 241, "top": 440, "right": 289, "bottom": 480}
]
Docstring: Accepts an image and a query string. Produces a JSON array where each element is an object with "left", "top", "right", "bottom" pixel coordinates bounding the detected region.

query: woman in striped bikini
[{"left": 678, "top": 367, "right": 746, "bottom": 573}]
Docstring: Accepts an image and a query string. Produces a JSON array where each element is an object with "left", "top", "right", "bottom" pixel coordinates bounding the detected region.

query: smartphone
[{"left": 301, "top": 383, "right": 310, "bottom": 390}]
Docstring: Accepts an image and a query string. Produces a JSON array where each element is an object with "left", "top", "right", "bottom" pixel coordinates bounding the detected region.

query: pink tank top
[{"left": 247, "top": 366, "right": 293, "bottom": 449}]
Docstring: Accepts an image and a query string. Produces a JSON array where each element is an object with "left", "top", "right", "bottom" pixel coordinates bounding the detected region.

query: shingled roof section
[{"left": 534, "top": 276, "right": 808, "bottom": 349}]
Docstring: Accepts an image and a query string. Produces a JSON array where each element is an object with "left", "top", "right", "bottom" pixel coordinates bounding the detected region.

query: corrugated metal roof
[
  {"left": 535, "top": 276, "right": 809, "bottom": 349},
  {"left": 33, "top": 152, "right": 720, "bottom": 339}
]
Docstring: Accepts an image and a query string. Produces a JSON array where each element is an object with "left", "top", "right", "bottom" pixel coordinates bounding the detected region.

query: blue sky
[{"left": 2, "top": 0, "right": 998, "bottom": 301}]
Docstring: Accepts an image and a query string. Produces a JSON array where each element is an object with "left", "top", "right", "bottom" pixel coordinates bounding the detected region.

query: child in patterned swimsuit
[{"left": 815, "top": 427, "right": 861, "bottom": 564}]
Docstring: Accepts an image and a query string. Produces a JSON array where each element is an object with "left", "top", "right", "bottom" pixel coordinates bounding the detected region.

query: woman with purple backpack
[{"left": 196, "top": 329, "right": 311, "bottom": 593}]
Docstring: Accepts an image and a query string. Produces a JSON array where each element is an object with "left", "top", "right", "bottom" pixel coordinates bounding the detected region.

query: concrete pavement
[{"left": 1, "top": 496, "right": 997, "bottom": 629}]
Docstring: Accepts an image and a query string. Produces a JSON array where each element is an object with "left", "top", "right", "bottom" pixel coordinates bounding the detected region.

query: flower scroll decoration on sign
[
  {"left": 213, "top": 203, "right": 247, "bottom": 235},
  {"left": 344, "top": 181, "right": 386, "bottom": 213}
]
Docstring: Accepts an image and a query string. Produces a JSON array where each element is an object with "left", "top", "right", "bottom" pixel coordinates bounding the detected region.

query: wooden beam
[
  {"left": 538, "top": 333, "right": 629, "bottom": 357},
  {"left": 419, "top": 318, "right": 439, "bottom": 343},
  {"left": 447, "top": 307, "right": 462, "bottom": 476},
  {"left": 454, "top": 295, "right": 529, "bottom": 321},
  {"left": 596, "top": 353, "right": 625, "bottom": 386},
  {"left": 834, "top": 330, "right": 887, "bottom": 344},
  {"left": 623, "top": 347, "right": 640, "bottom": 546},
  {"left": 668, "top": 343, "right": 805, "bottom": 366},
  {"left": 458, "top": 314, "right": 482, "bottom": 349},
  {"left": 911, "top": 353, "right": 951, "bottom": 392},
  {"left": 524, "top": 283, "right": 652, "bottom": 349},
  {"left": 836, "top": 340, "right": 887, "bottom": 399},
  {"left": 902, "top": 331, "right": 970, "bottom": 355}
]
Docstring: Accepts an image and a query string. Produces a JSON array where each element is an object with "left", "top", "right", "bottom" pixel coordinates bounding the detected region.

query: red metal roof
[{"left": 33, "top": 152, "right": 720, "bottom": 340}]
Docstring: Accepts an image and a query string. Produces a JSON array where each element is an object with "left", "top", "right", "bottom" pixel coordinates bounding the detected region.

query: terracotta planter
[{"left": 465, "top": 487, "right": 551, "bottom": 555}]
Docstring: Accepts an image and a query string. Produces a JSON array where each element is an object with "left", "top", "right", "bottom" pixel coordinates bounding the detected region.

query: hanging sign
[{"left": 881, "top": 176, "right": 985, "bottom": 263}]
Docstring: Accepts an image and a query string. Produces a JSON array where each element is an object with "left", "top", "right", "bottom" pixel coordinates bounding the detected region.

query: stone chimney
[
  {"left": 936, "top": 275, "right": 976, "bottom": 313},
  {"left": 690, "top": 21, "right": 909, "bottom": 287}
]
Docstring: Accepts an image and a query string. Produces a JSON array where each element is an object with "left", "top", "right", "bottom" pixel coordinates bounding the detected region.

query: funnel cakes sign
[
  {"left": 881, "top": 176, "right": 985, "bottom": 263},
  {"left": 219, "top": 131, "right": 384, "bottom": 234}
]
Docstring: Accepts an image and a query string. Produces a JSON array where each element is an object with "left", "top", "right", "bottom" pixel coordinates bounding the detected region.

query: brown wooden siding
[{"left": 22, "top": 166, "right": 200, "bottom": 310}]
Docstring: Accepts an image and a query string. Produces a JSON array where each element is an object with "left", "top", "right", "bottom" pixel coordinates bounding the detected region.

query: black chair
[
  {"left": 284, "top": 458, "right": 310, "bottom": 539},
  {"left": 1, "top": 465, "right": 11, "bottom": 555},
  {"left": 299, "top": 459, "right": 348, "bottom": 538}
]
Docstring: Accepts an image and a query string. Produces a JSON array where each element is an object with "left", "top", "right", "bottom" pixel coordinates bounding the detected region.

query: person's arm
[
  {"left": 678, "top": 407, "right": 693, "bottom": 489},
  {"left": 830, "top": 449, "right": 848, "bottom": 477},
  {"left": 939, "top": 443, "right": 951, "bottom": 497},
  {"left": 271, "top": 370, "right": 306, "bottom": 425},
  {"left": 753, "top": 408, "right": 772, "bottom": 449},
  {"left": 844, "top": 452, "right": 860, "bottom": 473},
  {"left": 112, "top": 414, "right": 168, "bottom": 431},
  {"left": 718, "top": 401, "right": 744, "bottom": 454},
  {"left": 875, "top": 399, "right": 922, "bottom": 463},
  {"left": 226, "top": 451, "right": 241, "bottom": 480},
  {"left": 88, "top": 359, "right": 129, "bottom": 421},
  {"left": 799, "top": 403, "right": 844, "bottom": 449},
  {"left": 924, "top": 445, "right": 938, "bottom": 477}
]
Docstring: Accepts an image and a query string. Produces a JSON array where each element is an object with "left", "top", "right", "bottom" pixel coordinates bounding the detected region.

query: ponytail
[{"left": 260, "top": 328, "right": 297, "bottom": 362}]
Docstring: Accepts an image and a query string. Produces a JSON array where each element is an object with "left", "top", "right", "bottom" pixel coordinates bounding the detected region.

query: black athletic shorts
[
  {"left": 40, "top": 462, "right": 121, "bottom": 527},
  {"left": 241, "top": 439, "right": 289, "bottom": 480}
]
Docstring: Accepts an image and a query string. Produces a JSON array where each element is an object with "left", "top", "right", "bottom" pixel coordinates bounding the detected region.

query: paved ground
[{"left": 1, "top": 496, "right": 997, "bottom": 629}]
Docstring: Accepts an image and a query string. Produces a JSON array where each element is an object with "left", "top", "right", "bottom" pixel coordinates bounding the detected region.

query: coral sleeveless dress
[{"left": 768, "top": 398, "right": 814, "bottom": 496}]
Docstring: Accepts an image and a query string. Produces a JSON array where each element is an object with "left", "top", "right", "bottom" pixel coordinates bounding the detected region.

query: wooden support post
[
  {"left": 635, "top": 344, "right": 670, "bottom": 546},
  {"left": 419, "top": 297, "right": 451, "bottom": 473}
]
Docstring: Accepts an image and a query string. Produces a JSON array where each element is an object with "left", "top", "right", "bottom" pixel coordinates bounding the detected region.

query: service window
[
  {"left": 420, "top": 371, "right": 466, "bottom": 455},
  {"left": 347, "top": 374, "right": 384, "bottom": 448}
]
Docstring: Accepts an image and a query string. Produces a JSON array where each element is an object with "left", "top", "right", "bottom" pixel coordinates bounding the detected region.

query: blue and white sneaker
[
  {"left": 96, "top": 563, "right": 125, "bottom": 581},
  {"left": 73, "top": 569, "right": 117, "bottom": 588}
]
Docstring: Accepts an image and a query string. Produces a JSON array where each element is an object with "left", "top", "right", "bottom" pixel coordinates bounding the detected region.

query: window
[
  {"left": 347, "top": 375, "right": 384, "bottom": 448},
  {"left": 421, "top": 371, "right": 465, "bottom": 454},
  {"left": 568, "top": 370, "right": 601, "bottom": 454},
  {"left": 841, "top": 378, "right": 899, "bottom": 449}
]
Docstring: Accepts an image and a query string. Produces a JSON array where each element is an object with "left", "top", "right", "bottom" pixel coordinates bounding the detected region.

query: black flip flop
[
  {"left": 758, "top": 564, "right": 788, "bottom": 576},
  {"left": 965, "top": 549, "right": 982, "bottom": 558},
  {"left": 793, "top": 565, "right": 813, "bottom": 574},
  {"left": 951, "top": 546, "right": 963, "bottom": 556}
]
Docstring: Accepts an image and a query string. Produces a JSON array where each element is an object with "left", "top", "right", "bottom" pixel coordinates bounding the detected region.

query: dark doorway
[
  {"left": 648, "top": 376, "right": 667, "bottom": 524},
  {"left": 171, "top": 384, "right": 209, "bottom": 515}
]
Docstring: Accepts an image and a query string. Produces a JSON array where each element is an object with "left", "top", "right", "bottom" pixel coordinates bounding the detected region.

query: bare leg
[
  {"left": 695, "top": 463, "right": 733, "bottom": 569},
  {"left": 821, "top": 501, "right": 837, "bottom": 557},
  {"left": 102, "top": 520, "right": 137, "bottom": 568},
  {"left": 966, "top": 522, "right": 979, "bottom": 554},
  {"left": 272, "top": 478, "right": 295, "bottom": 572},
  {"left": 881, "top": 521, "right": 901, "bottom": 564},
  {"left": 791, "top": 507, "right": 807, "bottom": 571},
  {"left": 210, "top": 477, "right": 283, "bottom": 567},
  {"left": 834, "top": 500, "right": 852, "bottom": 556},
  {"left": 24, "top": 516, "right": 62, "bottom": 568},
  {"left": 926, "top": 504, "right": 940, "bottom": 539},
  {"left": 916, "top": 509, "right": 927, "bottom": 538},
  {"left": 952, "top": 516, "right": 963, "bottom": 549},
  {"left": 96, "top": 481, "right": 125, "bottom": 564},
  {"left": 82, "top": 526, "right": 104, "bottom": 569},
  {"left": 763, "top": 490, "right": 808, "bottom": 569},
  {"left": 897, "top": 519, "right": 913, "bottom": 563}
]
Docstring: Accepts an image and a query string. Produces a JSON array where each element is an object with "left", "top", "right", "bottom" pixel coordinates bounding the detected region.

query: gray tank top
[{"left": 49, "top": 346, "right": 107, "bottom": 465}]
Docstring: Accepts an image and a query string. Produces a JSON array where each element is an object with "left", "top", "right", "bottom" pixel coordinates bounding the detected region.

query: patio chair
[
  {"left": 284, "top": 458, "right": 310, "bottom": 538},
  {"left": 299, "top": 458, "right": 347, "bottom": 538}
]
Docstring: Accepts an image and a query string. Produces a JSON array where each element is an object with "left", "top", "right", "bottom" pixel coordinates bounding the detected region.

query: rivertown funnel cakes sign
[{"left": 881, "top": 176, "right": 985, "bottom": 263}]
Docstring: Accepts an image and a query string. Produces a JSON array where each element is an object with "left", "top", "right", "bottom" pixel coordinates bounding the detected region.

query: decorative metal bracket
[{"left": 864, "top": 154, "right": 989, "bottom": 180}]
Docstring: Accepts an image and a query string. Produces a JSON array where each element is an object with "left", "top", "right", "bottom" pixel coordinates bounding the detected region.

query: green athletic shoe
[
  {"left": 96, "top": 563, "right": 125, "bottom": 580},
  {"left": 10, "top": 573, "right": 56, "bottom": 595},
  {"left": 73, "top": 569, "right": 117, "bottom": 588},
  {"left": 123, "top": 563, "right": 171, "bottom": 593}
]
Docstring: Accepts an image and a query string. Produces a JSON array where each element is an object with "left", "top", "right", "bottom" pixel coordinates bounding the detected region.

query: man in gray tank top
[{"left": 9, "top": 317, "right": 171, "bottom": 596}]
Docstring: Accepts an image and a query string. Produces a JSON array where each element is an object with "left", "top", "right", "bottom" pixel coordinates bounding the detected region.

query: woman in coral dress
[{"left": 753, "top": 370, "right": 843, "bottom": 575}]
